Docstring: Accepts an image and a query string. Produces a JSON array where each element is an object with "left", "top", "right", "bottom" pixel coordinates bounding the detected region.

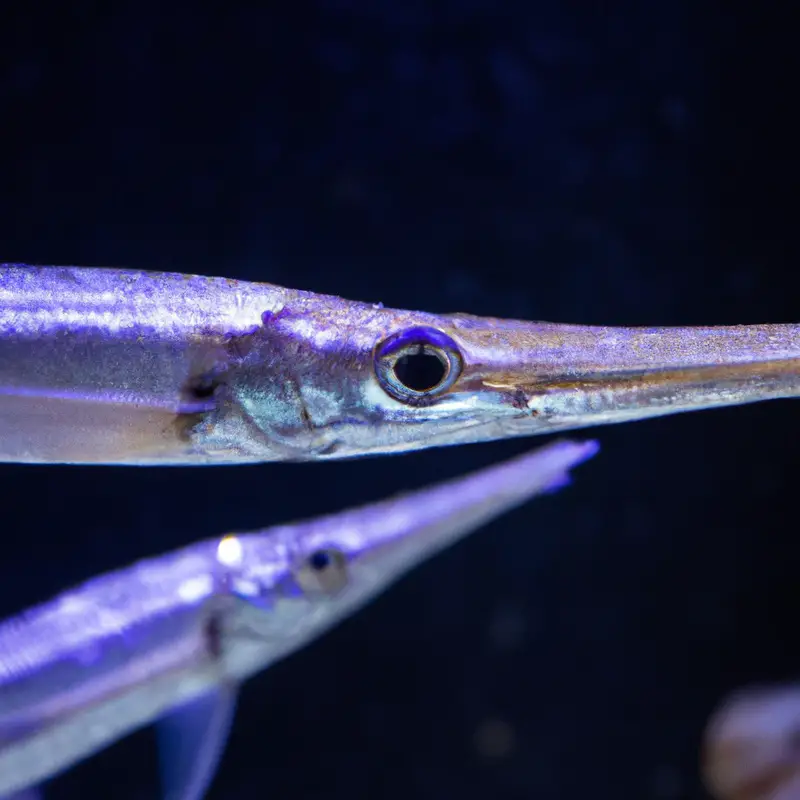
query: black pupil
[
  {"left": 308, "top": 550, "right": 332, "bottom": 571},
  {"left": 189, "top": 376, "right": 216, "bottom": 400},
  {"left": 393, "top": 347, "right": 447, "bottom": 392}
]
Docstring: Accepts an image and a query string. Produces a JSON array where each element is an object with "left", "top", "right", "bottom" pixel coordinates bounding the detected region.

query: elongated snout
[{"left": 445, "top": 320, "right": 800, "bottom": 433}]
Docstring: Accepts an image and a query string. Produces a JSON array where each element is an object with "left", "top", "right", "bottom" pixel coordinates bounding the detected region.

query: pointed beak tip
[
  {"left": 564, "top": 437, "right": 601, "bottom": 464},
  {"left": 581, "top": 438, "right": 601, "bottom": 458},
  {"left": 532, "top": 438, "right": 599, "bottom": 494}
]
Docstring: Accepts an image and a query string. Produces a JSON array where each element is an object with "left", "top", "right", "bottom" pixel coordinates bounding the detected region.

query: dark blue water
[{"left": 0, "top": 3, "right": 797, "bottom": 798}]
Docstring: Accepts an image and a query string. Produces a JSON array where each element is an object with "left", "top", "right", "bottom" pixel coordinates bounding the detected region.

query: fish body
[
  {"left": 1, "top": 264, "right": 797, "bottom": 465},
  {"left": 0, "top": 438, "right": 599, "bottom": 797},
  {"left": 0, "top": 265, "right": 293, "bottom": 463}
]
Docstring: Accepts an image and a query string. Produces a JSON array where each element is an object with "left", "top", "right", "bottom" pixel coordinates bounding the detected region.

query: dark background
[{"left": 1, "top": 3, "right": 797, "bottom": 798}]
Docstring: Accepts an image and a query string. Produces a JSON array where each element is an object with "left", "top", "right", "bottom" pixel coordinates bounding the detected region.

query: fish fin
[
  {"left": 2, "top": 789, "right": 44, "bottom": 800},
  {"left": 157, "top": 684, "right": 238, "bottom": 800}
]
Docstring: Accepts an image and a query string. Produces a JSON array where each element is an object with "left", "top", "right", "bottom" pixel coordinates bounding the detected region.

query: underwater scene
[{"left": 0, "top": 3, "right": 797, "bottom": 799}]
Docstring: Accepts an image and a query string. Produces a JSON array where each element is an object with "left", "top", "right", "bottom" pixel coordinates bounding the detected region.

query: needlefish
[
  {"left": 0, "top": 438, "right": 599, "bottom": 799},
  {"left": 0, "top": 264, "right": 796, "bottom": 465}
]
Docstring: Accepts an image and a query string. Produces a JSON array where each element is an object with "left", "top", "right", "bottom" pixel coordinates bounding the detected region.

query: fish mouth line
[{"left": 480, "top": 357, "right": 800, "bottom": 395}]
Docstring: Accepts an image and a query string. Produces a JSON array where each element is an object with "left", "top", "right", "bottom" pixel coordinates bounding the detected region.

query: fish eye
[
  {"left": 293, "top": 547, "right": 349, "bottom": 595},
  {"left": 374, "top": 327, "right": 462, "bottom": 404}
]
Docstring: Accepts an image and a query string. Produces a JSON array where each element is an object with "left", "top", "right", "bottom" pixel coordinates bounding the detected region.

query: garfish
[
  {"left": 0, "top": 264, "right": 797, "bottom": 465},
  {"left": 0, "top": 438, "right": 599, "bottom": 799}
]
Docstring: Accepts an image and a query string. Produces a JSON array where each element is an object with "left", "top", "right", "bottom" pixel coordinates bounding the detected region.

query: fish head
[
  {"left": 201, "top": 294, "right": 799, "bottom": 461},
  {"left": 215, "top": 440, "right": 598, "bottom": 660}
]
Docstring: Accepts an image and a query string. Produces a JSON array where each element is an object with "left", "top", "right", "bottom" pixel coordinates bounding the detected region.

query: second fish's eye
[
  {"left": 374, "top": 327, "right": 462, "bottom": 404},
  {"left": 294, "top": 547, "right": 349, "bottom": 595}
]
